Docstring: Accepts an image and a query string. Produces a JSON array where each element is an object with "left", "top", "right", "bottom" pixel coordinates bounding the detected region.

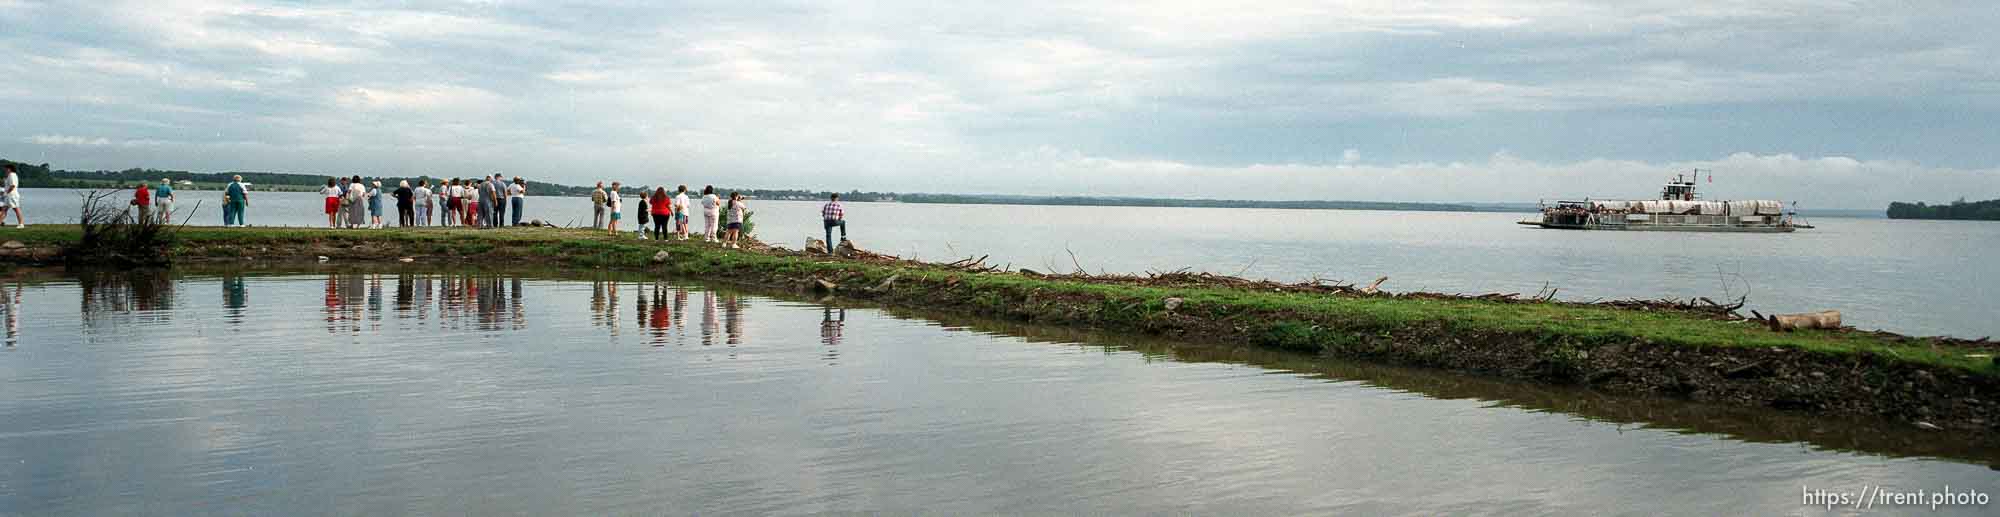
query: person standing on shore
[
  {"left": 699, "top": 186, "right": 719, "bottom": 242},
  {"left": 154, "top": 178, "right": 176, "bottom": 223},
  {"left": 821, "top": 192, "right": 846, "bottom": 252},
  {"left": 447, "top": 179, "right": 463, "bottom": 226},
  {"left": 348, "top": 176, "right": 368, "bottom": 229},
  {"left": 673, "top": 185, "right": 692, "bottom": 240},
  {"left": 474, "top": 175, "right": 493, "bottom": 228},
  {"left": 321, "top": 178, "right": 342, "bottom": 228},
  {"left": 723, "top": 192, "right": 746, "bottom": 249},
  {"left": 591, "top": 182, "right": 608, "bottom": 229},
  {"left": 635, "top": 188, "right": 652, "bottom": 239},
  {"left": 334, "top": 177, "right": 350, "bottom": 227},
  {"left": 412, "top": 180, "right": 431, "bottom": 226},
  {"left": 509, "top": 177, "right": 526, "bottom": 226},
  {"left": 649, "top": 187, "right": 672, "bottom": 240},
  {"left": 368, "top": 180, "right": 385, "bottom": 229},
  {"left": 606, "top": 181, "right": 624, "bottom": 235},
  {"left": 461, "top": 178, "right": 478, "bottom": 226},
  {"left": 131, "top": 181, "right": 153, "bottom": 225},
  {"left": 3, "top": 163, "right": 22, "bottom": 228},
  {"left": 489, "top": 174, "right": 507, "bottom": 228},
  {"left": 223, "top": 175, "right": 248, "bottom": 227},
  {"left": 394, "top": 180, "right": 415, "bottom": 227}
]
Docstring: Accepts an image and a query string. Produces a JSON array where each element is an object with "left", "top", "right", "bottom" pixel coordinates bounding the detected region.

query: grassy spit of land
[{"left": 3, "top": 225, "right": 1996, "bottom": 433}]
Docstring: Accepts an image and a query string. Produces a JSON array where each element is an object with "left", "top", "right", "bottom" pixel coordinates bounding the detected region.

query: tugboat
[{"left": 1523, "top": 170, "right": 1806, "bottom": 232}]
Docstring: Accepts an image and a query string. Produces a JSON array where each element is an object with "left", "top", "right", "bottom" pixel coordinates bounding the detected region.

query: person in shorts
[
  {"left": 723, "top": 192, "right": 747, "bottom": 249},
  {"left": 1, "top": 163, "right": 20, "bottom": 228},
  {"left": 606, "top": 181, "right": 624, "bottom": 235}
]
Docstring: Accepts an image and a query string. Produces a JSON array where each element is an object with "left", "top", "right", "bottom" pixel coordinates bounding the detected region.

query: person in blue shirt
[
  {"left": 154, "top": 178, "right": 176, "bottom": 223},
  {"left": 367, "top": 180, "right": 386, "bottom": 229},
  {"left": 222, "top": 175, "right": 249, "bottom": 227}
]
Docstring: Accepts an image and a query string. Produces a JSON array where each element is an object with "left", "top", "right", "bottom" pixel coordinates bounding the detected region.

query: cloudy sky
[{"left": 2, "top": 1, "right": 1997, "bottom": 207}]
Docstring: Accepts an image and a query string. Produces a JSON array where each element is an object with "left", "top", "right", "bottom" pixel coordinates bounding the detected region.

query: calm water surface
[
  {"left": 16, "top": 187, "right": 1996, "bottom": 337},
  {"left": 0, "top": 269, "right": 1994, "bottom": 515}
]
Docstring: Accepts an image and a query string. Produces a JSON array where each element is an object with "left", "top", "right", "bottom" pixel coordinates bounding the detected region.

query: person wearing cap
[
  {"left": 222, "top": 175, "right": 249, "bottom": 227},
  {"left": 591, "top": 182, "right": 608, "bottom": 228},
  {"left": 154, "top": 178, "right": 176, "bottom": 223}
]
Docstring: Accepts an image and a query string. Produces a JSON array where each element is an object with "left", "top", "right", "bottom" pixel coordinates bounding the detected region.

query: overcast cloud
[{"left": 3, "top": 0, "right": 1997, "bottom": 207}]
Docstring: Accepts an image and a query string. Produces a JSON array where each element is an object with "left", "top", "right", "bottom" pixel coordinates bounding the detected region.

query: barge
[{"left": 1524, "top": 171, "right": 1805, "bottom": 232}]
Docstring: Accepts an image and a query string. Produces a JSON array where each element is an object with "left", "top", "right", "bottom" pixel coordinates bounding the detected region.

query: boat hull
[{"left": 1533, "top": 222, "right": 1796, "bottom": 233}]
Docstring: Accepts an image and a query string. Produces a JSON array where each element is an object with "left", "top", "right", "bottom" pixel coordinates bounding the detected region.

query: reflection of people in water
[
  {"left": 367, "top": 273, "right": 383, "bottom": 328},
  {"left": 1, "top": 281, "right": 20, "bottom": 347},
  {"left": 672, "top": 287, "right": 687, "bottom": 330},
  {"left": 510, "top": 277, "right": 526, "bottom": 330},
  {"left": 700, "top": 290, "right": 718, "bottom": 346},
  {"left": 644, "top": 283, "right": 672, "bottom": 346},
  {"left": 820, "top": 306, "right": 845, "bottom": 364},
  {"left": 722, "top": 292, "right": 743, "bottom": 345},
  {"left": 323, "top": 274, "right": 341, "bottom": 333},
  {"left": 820, "top": 306, "right": 846, "bottom": 346},
  {"left": 222, "top": 273, "right": 248, "bottom": 327},
  {"left": 395, "top": 272, "right": 414, "bottom": 313}
]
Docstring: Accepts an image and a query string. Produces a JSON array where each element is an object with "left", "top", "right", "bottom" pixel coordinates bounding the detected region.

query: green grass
[{"left": 9, "top": 224, "right": 1992, "bottom": 374}]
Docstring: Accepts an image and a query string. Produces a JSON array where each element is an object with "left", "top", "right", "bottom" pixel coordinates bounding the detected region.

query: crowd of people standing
[
  {"left": 319, "top": 174, "right": 529, "bottom": 229},
  {"left": 593, "top": 183, "right": 757, "bottom": 248},
  {"left": 0, "top": 162, "right": 857, "bottom": 256}
]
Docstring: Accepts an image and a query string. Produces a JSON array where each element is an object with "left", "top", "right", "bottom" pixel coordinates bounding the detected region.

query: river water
[
  {"left": 0, "top": 269, "right": 1994, "bottom": 515},
  {"left": 12, "top": 187, "right": 1999, "bottom": 338}
]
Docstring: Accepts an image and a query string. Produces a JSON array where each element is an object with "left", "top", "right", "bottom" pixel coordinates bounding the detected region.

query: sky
[{"left": 2, "top": 0, "right": 1997, "bottom": 208}]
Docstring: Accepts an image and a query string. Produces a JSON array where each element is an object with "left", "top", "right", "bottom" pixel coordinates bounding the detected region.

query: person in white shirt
[
  {"left": 320, "top": 178, "right": 343, "bottom": 228},
  {"left": 723, "top": 192, "right": 747, "bottom": 249},
  {"left": 672, "top": 185, "right": 692, "bottom": 240},
  {"left": 509, "top": 177, "right": 527, "bottom": 226},
  {"left": 413, "top": 180, "right": 433, "bottom": 226},
  {"left": 699, "top": 185, "right": 720, "bottom": 242},
  {"left": 3, "top": 163, "right": 23, "bottom": 228},
  {"left": 606, "top": 181, "right": 624, "bottom": 235}
]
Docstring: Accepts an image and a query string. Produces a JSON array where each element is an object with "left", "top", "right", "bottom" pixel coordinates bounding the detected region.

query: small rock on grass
[
  {"left": 1, "top": 241, "right": 23, "bottom": 249},
  {"left": 651, "top": 250, "right": 670, "bottom": 263},
  {"left": 1163, "top": 297, "right": 1184, "bottom": 311}
]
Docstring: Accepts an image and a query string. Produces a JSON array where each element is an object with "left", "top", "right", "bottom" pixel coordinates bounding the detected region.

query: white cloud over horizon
[{"left": 2, "top": 0, "right": 1997, "bottom": 208}]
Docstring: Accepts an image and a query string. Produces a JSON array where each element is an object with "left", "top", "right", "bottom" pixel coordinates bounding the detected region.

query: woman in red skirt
[{"left": 319, "top": 178, "right": 341, "bottom": 228}]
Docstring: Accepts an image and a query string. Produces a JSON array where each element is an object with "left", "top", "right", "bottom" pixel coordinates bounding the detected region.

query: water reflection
[
  {"left": 78, "top": 270, "right": 175, "bottom": 322},
  {"left": 0, "top": 280, "right": 19, "bottom": 347},
  {"left": 221, "top": 273, "right": 247, "bottom": 325},
  {"left": 821, "top": 307, "right": 846, "bottom": 364},
  {"left": 44, "top": 267, "right": 2000, "bottom": 468}
]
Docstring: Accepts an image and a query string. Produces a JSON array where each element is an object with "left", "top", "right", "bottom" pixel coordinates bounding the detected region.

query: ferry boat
[{"left": 1523, "top": 170, "right": 1805, "bottom": 232}]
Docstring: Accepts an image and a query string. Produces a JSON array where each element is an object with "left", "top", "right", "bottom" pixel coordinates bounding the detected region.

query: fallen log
[{"left": 1768, "top": 310, "right": 1841, "bottom": 332}]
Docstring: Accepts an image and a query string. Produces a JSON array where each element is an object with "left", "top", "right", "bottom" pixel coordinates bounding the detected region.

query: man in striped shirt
[{"left": 821, "top": 193, "right": 846, "bottom": 252}]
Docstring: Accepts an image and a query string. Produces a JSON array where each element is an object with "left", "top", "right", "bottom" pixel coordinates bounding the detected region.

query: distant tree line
[
  {"left": 3, "top": 157, "right": 1522, "bottom": 212},
  {"left": 1887, "top": 198, "right": 2000, "bottom": 221}
]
